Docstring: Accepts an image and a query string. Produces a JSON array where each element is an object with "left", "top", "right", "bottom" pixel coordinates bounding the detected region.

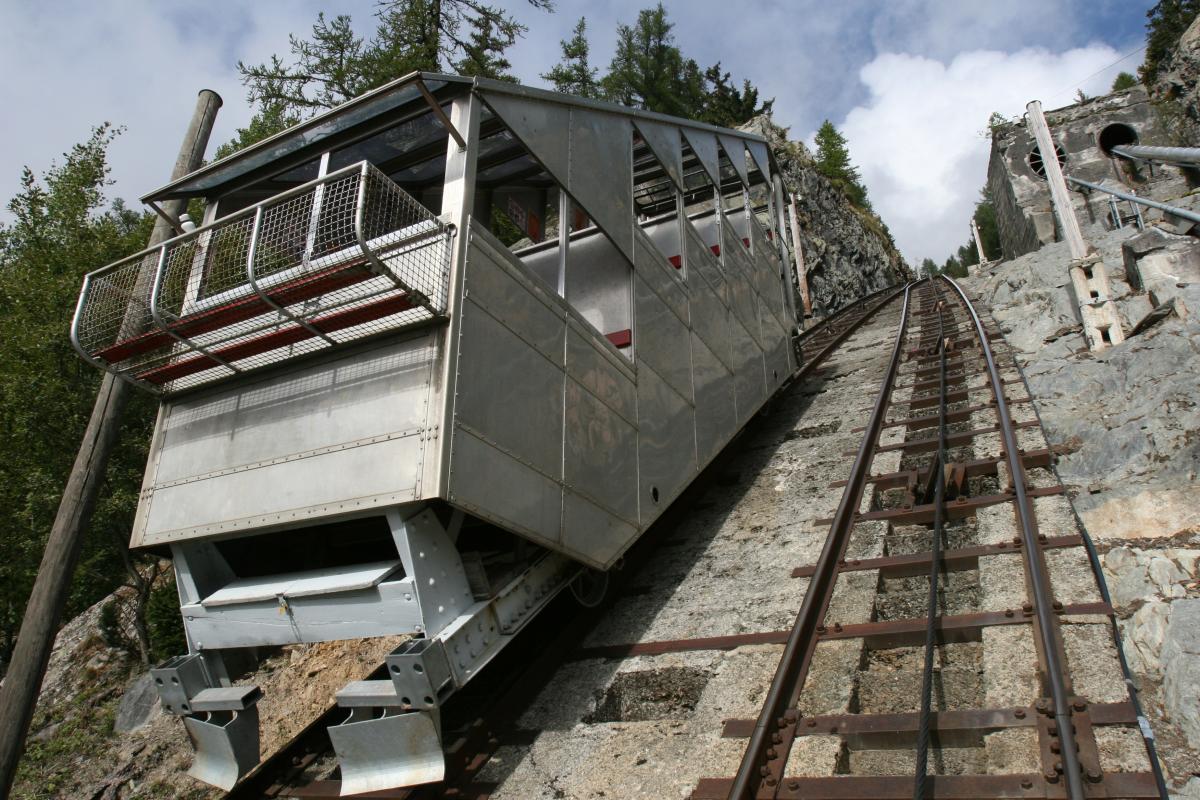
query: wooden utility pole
[
  {"left": 1025, "top": 100, "right": 1088, "bottom": 260},
  {"left": 787, "top": 193, "right": 813, "bottom": 316},
  {"left": 0, "top": 89, "right": 221, "bottom": 798},
  {"left": 971, "top": 217, "right": 988, "bottom": 265}
]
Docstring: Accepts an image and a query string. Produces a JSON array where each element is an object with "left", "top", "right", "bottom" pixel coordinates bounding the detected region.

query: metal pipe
[
  {"left": 1067, "top": 175, "right": 1200, "bottom": 225},
  {"left": 943, "top": 276, "right": 1087, "bottom": 800},
  {"left": 1111, "top": 144, "right": 1200, "bottom": 165}
]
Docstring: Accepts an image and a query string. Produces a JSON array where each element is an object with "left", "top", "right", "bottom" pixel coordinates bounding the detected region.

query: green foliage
[
  {"left": 454, "top": 15, "right": 518, "bottom": 80},
  {"left": 700, "top": 63, "right": 775, "bottom": 128},
  {"left": 813, "top": 120, "right": 871, "bottom": 210},
  {"left": 97, "top": 599, "right": 126, "bottom": 651},
  {"left": 598, "top": 4, "right": 771, "bottom": 125},
  {"left": 145, "top": 577, "right": 186, "bottom": 663},
  {"left": 1140, "top": 0, "right": 1200, "bottom": 84},
  {"left": 542, "top": 17, "right": 600, "bottom": 98},
  {"left": 12, "top": 675, "right": 122, "bottom": 798},
  {"left": 237, "top": 1, "right": 552, "bottom": 118},
  {"left": 1112, "top": 71, "right": 1139, "bottom": 92},
  {"left": 0, "top": 126, "right": 158, "bottom": 670}
]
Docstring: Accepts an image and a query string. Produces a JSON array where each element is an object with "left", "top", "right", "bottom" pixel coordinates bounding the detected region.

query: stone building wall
[{"left": 987, "top": 86, "right": 1191, "bottom": 260}]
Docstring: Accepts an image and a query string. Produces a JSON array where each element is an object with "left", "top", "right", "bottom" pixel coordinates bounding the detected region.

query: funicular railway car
[{"left": 71, "top": 72, "right": 800, "bottom": 794}]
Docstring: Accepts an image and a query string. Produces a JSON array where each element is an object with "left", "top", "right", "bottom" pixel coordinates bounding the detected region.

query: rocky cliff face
[
  {"left": 742, "top": 117, "right": 911, "bottom": 315},
  {"left": 1152, "top": 14, "right": 1200, "bottom": 145}
]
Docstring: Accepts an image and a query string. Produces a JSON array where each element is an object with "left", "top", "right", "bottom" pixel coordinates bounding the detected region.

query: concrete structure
[{"left": 987, "top": 87, "right": 1192, "bottom": 261}]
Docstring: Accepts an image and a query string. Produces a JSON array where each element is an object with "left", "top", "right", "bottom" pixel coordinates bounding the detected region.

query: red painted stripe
[
  {"left": 710, "top": 244, "right": 721, "bottom": 257},
  {"left": 95, "top": 260, "right": 373, "bottom": 363},
  {"left": 605, "top": 329, "right": 632, "bottom": 349},
  {"left": 668, "top": 255, "right": 682, "bottom": 269},
  {"left": 138, "top": 292, "right": 417, "bottom": 385}
]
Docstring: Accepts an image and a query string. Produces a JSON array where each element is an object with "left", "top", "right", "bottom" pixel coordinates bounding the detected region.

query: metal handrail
[
  {"left": 71, "top": 160, "right": 451, "bottom": 393},
  {"left": 1067, "top": 176, "right": 1200, "bottom": 225}
]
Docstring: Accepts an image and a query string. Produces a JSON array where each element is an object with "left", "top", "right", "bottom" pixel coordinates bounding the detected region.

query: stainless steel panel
[
  {"left": 180, "top": 577, "right": 423, "bottom": 648},
  {"left": 636, "top": 363, "right": 696, "bottom": 523},
  {"left": 747, "top": 140, "right": 772, "bottom": 182},
  {"left": 565, "top": 322, "right": 636, "bottom": 424},
  {"left": 730, "top": 315, "right": 766, "bottom": 425},
  {"left": 633, "top": 225, "right": 689, "bottom": 325},
  {"left": 152, "top": 336, "right": 437, "bottom": 486},
  {"left": 564, "top": 378, "right": 638, "bottom": 524},
  {"left": 634, "top": 118, "right": 685, "bottom": 192},
  {"left": 455, "top": 296, "right": 564, "bottom": 479},
  {"left": 562, "top": 490, "right": 639, "bottom": 569},
  {"left": 764, "top": 328, "right": 794, "bottom": 394},
  {"left": 633, "top": 274, "right": 693, "bottom": 403},
  {"left": 684, "top": 218, "right": 727, "bottom": 305},
  {"left": 466, "top": 233, "right": 565, "bottom": 363},
  {"left": 718, "top": 134, "right": 750, "bottom": 188},
  {"left": 140, "top": 433, "right": 425, "bottom": 544},
  {"left": 681, "top": 128, "right": 721, "bottom": 187},
  {"left": 448, "top": 427, "right": 562, "bottom": 549},
  {"left": 569, "top": 108, "right": 635, "bottom": 263},
  {"left": 690, "top": 332, "right": 737, "bottom": 465},
  {"left": 722, "top": 221, "right": 762, "bottom": 348},
  {"left": 687, "top": 265, "right": 734, "bottom": 374},
  {"left": 479, "top": 92, "right": 571, "bottom": 185}
]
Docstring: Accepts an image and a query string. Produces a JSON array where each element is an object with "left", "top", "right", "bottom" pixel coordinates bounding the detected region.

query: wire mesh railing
[{"left": 72, "top": 161, "right": 452, "bottom": 395}]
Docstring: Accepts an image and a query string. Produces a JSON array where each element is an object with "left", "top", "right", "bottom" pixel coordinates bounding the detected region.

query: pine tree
[
  {"left": 237, "top": 1, "right": 551, "bottom": 118},
  {"left": 542, "top": 17, "right": 600, "bottom": 98},
  {"left": 813, "top": 120, "right": 871, "bottom": 210},
  {"left": 454, "top": 15, "right": 517, "bottom": 80},
  {"left": 602, "top": 4, "right": 691, "bottom": 116},
  {"left": 698, "top": 64, "right": 774, "bottom": 127}
]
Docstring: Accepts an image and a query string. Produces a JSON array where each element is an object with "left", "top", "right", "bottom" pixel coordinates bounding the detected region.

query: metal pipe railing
[
  {"left": 1067, "top": 176, "right": 1200, "bottom": 225},
  {"left": 1111, "top": 144, "right": 1200, "bottom": 166}
]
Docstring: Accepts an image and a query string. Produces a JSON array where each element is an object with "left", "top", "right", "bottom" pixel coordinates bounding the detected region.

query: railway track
[
  {"left": 226, "top": 279, "right": 1165, "bottom": 799},
  {"left": 694, "top": 277, "right": 1165, "bottom": 799}
]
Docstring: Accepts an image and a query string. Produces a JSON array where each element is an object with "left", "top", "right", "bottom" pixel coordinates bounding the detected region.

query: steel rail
[
  {"left": 941, "top": 276, "right": 1086, "bottom": 800},
  {"left": 913, "top": 283, "right": 948, "bottom": 798},
  {"left": 727, "top": 282, "right": 914, "bottom": 800},
  {"left": 1067, "top": 176, "right": 1200, "bottom": 225}
]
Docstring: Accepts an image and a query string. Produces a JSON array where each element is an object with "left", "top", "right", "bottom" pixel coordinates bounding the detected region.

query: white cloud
[{"left": 839, "top": 45, "right": 1129, "bottom": 266}]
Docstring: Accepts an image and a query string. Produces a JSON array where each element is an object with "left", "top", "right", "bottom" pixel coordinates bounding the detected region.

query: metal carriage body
[{"left": 72, "top": 73, "right": 799, "bottom": 792}]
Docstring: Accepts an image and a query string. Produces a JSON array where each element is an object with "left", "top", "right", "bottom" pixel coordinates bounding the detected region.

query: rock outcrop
[
  {"left": 743, "top": 117, "right": 911, "bottom": 315},
  {"left": 1152, "top": 14, "right": 1200, "bottom": 145}
]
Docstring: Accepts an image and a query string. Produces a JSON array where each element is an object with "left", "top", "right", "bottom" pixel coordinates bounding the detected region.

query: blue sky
[{"left": 0, "top": 0, "right": 1155, "bottom": 264}]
